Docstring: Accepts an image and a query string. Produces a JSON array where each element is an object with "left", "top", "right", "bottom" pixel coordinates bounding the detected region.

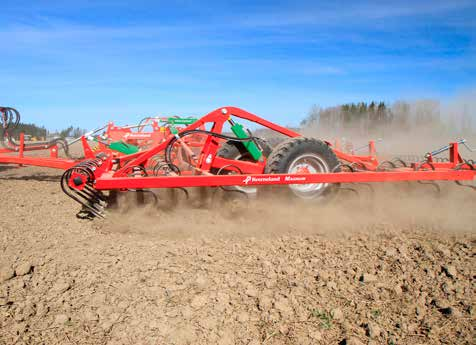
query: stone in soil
[
  {"left": 332, "top": 308, "right": 344, "bottom": 321},
  {"left": 340, "top": 336, "right": 365, "bottom": 345},
  {"left": 0, "top": 266, "right": 15, "bottom": 282},
  {"left": 52, "top": 281, "right": 71, "bottom": 294},
  {"left": 365, "top": 323, "right": 382, "bottom": 338},
  {"left": 54, "top": 314, "right": 69, "bottom": 325},
  {"left": 359, "top": 273, "right": 377, "bottom": 283},
  {"left": 14, "top": 262, "right": 32, "bottom": 276},
  {"left": 190, "top": 294, "right": 208, "bottom": 308},
  {"left": 442, "top": 265, "right": 457, "bottom": 278}
]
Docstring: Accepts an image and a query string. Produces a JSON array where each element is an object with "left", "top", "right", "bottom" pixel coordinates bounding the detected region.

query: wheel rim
[{"left": 287, "top": 153, "right": 330, "bottom": 199}]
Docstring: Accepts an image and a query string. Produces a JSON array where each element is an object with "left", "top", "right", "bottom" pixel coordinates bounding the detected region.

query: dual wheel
[{"left": 217, "top": 137, "right": 340, "bottom": 200}]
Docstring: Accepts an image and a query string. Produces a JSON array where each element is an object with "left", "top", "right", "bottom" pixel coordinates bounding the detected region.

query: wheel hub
[{"left": 288, "top": 154, "right": 329, "bottom": 198}]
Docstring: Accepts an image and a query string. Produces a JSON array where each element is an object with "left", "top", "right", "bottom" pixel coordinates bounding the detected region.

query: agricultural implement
[
  {"left": 0, "top": 106, "right": 81, "bottom": 169},
  {"left": 0, "top": 106, "right": 204, "bottom": 170},
  {"left": 93, "top": 116, "right": 205, "bottom": 154},
  {"left": 59, "top": 106, "right": 476, "bottom": 218}
]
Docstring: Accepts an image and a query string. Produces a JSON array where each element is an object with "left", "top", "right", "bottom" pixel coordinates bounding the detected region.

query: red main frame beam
[
  {"left": 0, "top": 156, "right": 77, "bottom": 170},
  {"left": 0, "top": 136, "right": 95, "bottom": 170},
  {"left": 94, "top": 169, "right": 476, "bottom": 190}
]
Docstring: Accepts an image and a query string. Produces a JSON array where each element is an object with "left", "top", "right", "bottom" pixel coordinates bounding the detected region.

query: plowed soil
[{"left": 0, "top": 165, "right": 475, "bottom": 345}]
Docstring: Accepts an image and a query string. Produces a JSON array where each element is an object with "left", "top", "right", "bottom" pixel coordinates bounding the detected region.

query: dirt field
[{"left": 0, "top": 165, "right": 475, "bottom": 344}]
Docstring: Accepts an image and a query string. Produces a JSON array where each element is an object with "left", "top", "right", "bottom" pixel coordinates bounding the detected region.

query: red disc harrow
[
  {"left": 54, "top": 106, "right": 475, "bottom": 218},
  {"left": 2, "top": 106, "right": 475, "bottom": 219}
]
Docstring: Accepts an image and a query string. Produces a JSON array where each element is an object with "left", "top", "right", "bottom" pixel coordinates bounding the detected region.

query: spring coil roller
[
  {"left": 1, "top": 107, "right": 20, "bottom": 130},
  {"left": 61, "top": 158, "right": 107, "bottom": 218}
]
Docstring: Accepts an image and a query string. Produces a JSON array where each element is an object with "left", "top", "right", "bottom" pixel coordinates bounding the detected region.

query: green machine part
[
  {"left": 166, "top": 117, "right": 197, "bottom": 125},
  {"left": 164, "top": 117, "right": 198, "bottom": 135},
  {"left": 108, "top": 141, "right": 140, "bottom": 155},
  {"left": 230, "top": 122, "right": 263, "bottom": 161}
]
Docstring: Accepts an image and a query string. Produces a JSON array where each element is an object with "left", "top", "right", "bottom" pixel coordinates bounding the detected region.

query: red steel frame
[
  {"left": 99, "top": 120, "right": 167, "bottom": 149},
  {"left": 94, "top": 170, "right": 476, "bottom": 190},
  {"left": 0, "top": 134, "right": 57, "bottom": 154},
  {"left": 98, "top": 118, "right": 206, "bottom": 151},
  {"left": 66, "top": 106, "right": 475, "bottom": 191},
  {"left": 0, "top": 133, "right": 79, "bottom": 169},
  {"left": 0, "top": 117, "right": 200, "bottom": 170},
  {"left": 108, "top": 106, "right": 300, "bottom": 177}
]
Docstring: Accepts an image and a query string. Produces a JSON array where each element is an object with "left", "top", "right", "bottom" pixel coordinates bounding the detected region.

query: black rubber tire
[
  {"left": 265, "top": 137, "right": 340, "bottom": 200},
  {"left": 217, "top": 138, "right": 272, "bottom": 162}
]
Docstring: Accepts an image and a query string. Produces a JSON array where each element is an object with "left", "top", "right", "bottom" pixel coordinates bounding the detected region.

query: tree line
[
  {"left": 6, "top": 124, "right": 86, "bottom": 140},
  {"left": 7, "top": 123, "right": 47, "bottom": 139},
  {"left": 300, "top": 100, "right": 473, "bottom": 136}
]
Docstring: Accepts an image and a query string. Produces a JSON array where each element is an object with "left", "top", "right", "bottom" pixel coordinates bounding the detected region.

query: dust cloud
[{"left": 301, "top": 91, "right": 476, "bottom": 157}]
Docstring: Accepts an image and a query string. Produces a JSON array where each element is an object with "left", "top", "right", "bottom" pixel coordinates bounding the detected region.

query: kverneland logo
[
  {"left": 124, "top": 133, "right": 152, "bottom": 139},
  {"left": 242, "top": 175, "right": 306, "bottom": 185},
  {"left": 243, "top": 176, "right": 281, "bottom": 184}
]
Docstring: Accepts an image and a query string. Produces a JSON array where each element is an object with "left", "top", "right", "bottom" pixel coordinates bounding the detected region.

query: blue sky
[{"left": 1, "top": 0, "right": 475, "bottom": 130}]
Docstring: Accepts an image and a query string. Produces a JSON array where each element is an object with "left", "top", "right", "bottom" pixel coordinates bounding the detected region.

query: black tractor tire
[
  {"left": 217, "top": 138, "right": 272, "bottom": 163},
  {"left": 265, "top": 137, "right": 340, "bottom": 200}
]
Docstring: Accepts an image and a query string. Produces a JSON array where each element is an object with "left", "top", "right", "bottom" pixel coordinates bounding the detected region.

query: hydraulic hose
[{"left": 164, "top": 129, "right": 257, "bottom": 164}]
